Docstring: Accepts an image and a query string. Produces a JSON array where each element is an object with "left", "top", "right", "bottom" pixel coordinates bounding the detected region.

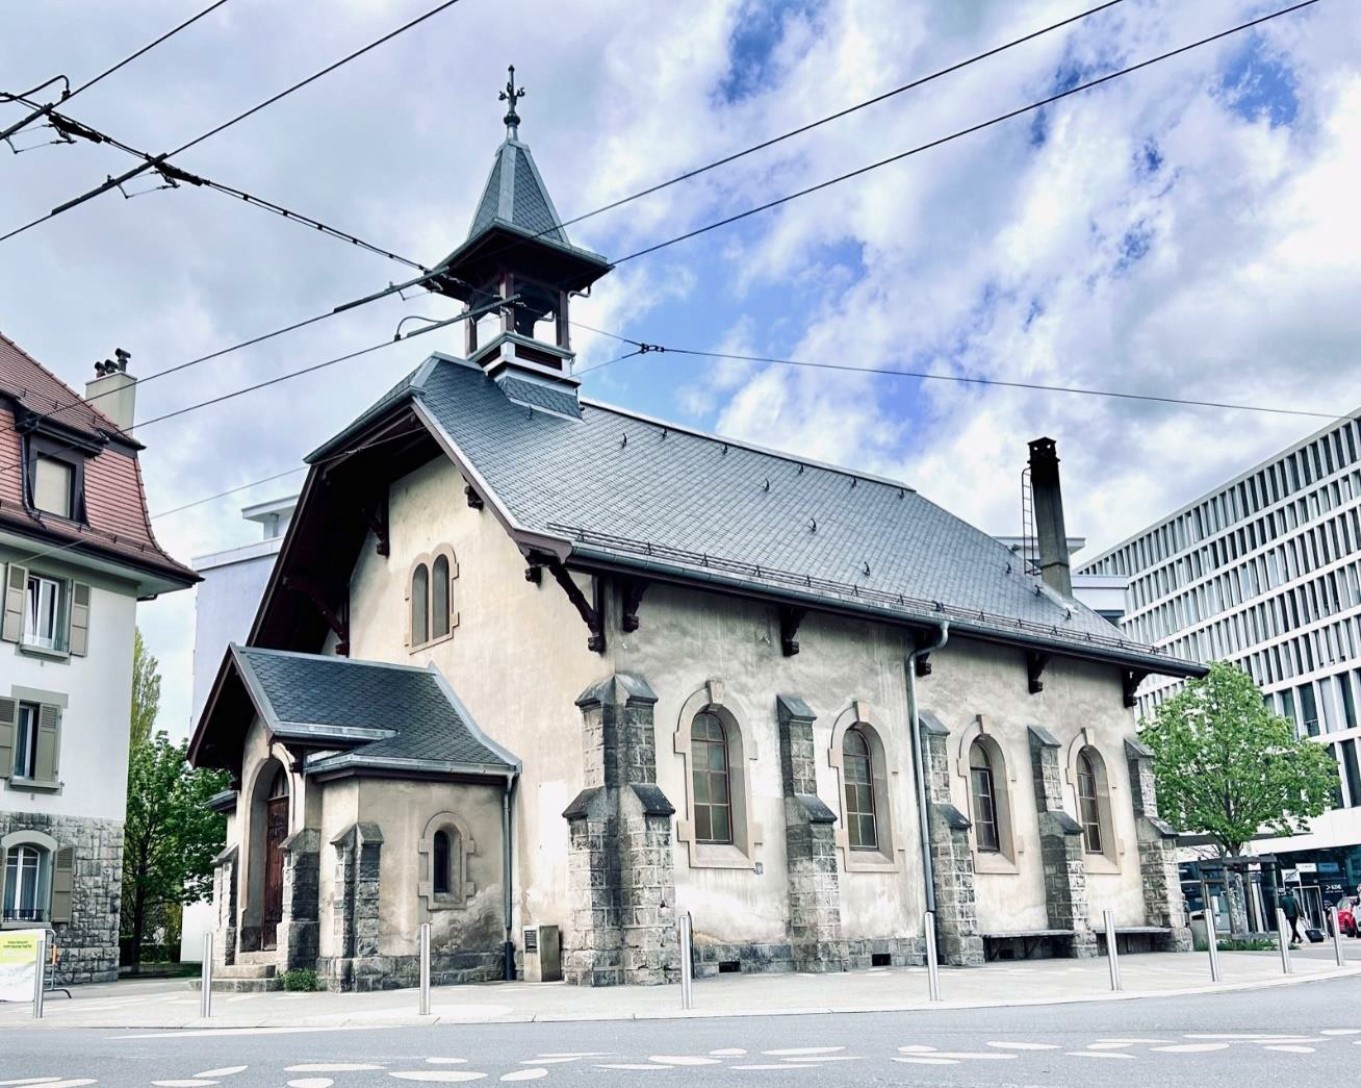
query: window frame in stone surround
[
  {"left": 828, "top": 702, "right": 900, "bottom": 872},
  {"left": 1064, "top": 731, "right": 1122, "bottom": 873},
  {"left": 674, "top": 680, "right": 762, "bottom": 870},
  {"left": 406, "top": 546, "right": 460, "bottom": 653},
  {"left": 418, "top": 810, "right": 476, "bottom": 911},
  {"left": 0, "top": 828, "right": 59, "bottom": 928},
  {"left": 953, "top": 717, "right": 1019, "bottom": 873}
]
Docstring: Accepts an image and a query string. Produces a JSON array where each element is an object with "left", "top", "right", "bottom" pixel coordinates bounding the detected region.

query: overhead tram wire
[
  {"left": 569, "top": 321, "right": 1345, "bottom": 423},
  {"left": 0, "top": 0, "right": 468, "bottom": 245},
  {"left": 615, "top": 0, "right": 1323, "bottom": 264}
]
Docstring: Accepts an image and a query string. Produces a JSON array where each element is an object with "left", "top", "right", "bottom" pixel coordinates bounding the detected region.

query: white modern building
[
  {"left": 994, "top": 536, "right": 1128, "bottom": 624},
  {"left": 1079, "top": 412, "right": 1361, "bottom": 897},
  {"left": 0, "top": 335, "right": 197, "bottom": 983},
  {"left": 180, "top": 494, "right": 297, "bottom": 962}
]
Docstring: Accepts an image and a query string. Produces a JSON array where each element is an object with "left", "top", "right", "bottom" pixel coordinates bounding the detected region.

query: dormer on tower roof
[{"left": 431, "top": 66, "right": 611, "bottom": 395}]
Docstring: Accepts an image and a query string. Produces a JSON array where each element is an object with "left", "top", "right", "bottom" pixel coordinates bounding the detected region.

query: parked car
[{"left": 1339, "top": 901, "right": 1357, "bottom": 937}]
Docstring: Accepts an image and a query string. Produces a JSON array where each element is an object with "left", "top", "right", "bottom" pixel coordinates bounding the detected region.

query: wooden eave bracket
[
  {"left": 1027, "top": 650, "right": 1051, "bottom": 695},
  {"left": 546, "top": 558, "right": 605, "bottom": 653},
  {"left": 283, "top": 575, "right": 350, "bottom": 657},
  {"left": 361, "top": 496, "right": 390, "bottom": 558},
  {"left": 912, "top": 629, "right": 937, "bottom": 677},
  {"left": 1122, "top": 668, "right": 1148, "bottom": 708},
  {"left": 621, "top": 577, "right": 648, "bottom": 633},
  {"left": 779, "top": 605, "right": 806, "bottom": 657},
  {"left": 465, "top": 484, "right": 485, "bottom": 510}
]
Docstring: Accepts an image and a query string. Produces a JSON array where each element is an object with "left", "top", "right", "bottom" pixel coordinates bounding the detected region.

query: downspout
[
  {"left": 502, "top": 771, "right": 518, "bottom": 980},
  {"left": 906, "top": 621, "right": 949, "bottom": 916}
]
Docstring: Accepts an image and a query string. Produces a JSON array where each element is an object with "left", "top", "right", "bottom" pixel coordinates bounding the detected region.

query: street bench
[
  {"left": 1094, "top": 925, "right": 1173, "bottom": 955},
  {"left": 980, "top": 928, "right": 1076, "bottom": 961}
]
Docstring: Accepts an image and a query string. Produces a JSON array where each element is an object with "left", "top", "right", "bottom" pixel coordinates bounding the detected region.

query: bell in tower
[{"left": 429, "top": 66, "right": 612, "bottom": 393}]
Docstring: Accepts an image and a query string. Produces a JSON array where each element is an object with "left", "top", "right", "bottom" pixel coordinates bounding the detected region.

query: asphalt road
[{"left": 6, "top": 974, "right": 1360, "bottom": 1087}]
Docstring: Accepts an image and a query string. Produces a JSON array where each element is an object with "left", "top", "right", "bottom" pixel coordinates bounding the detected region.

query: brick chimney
[
  {"left": 85, "top": 347, "right": 137, "bottom": 432},
  {"left": 1028, "top": 437, "right": 1072, "bottom": 597}
]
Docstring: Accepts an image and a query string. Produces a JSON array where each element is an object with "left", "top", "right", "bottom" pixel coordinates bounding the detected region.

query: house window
[
  {"left": 969, "top": 742, "right": 1001, "bottom": 853},
  {"left": 691, "top": 711, "right": 732, "bottom": 845},
  {"left": 2, "top": 844, "right": 50, "bottom": 923},
  {"left": 13, "top": 703, "right": 39, "bottom": 780},
  {"left": 1077, "top": 749, "right": 1105, "bottom": 855},
  {"left": 431, "top": 555, "right": 451, "bottom": 640},
  {"left": 842, "top": 728, "right": 878, "bottom": 850},
  {"left": 24, "top": 575, "right": 66, "bottom": 652},
  {"left": 432, "top": 829, "right": 453, "bottom": 896},
  {"left": 411, "top": 563, "right": 429, "bottom": 646},
  {"left": 32, "top": 457, "right": 74, "bottom": 518}
]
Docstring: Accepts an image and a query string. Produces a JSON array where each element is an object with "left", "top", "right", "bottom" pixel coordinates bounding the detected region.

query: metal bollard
[
  {"left": 1276, "top": 908, "right": 1294, "bottom": 975},
  {"left": 418, "top": 922, "right": 432, "bottom": 1016},
  {"left": 1330, "top": 906, "right": 1346, "bottom": 967},
  {"left": 679, "top": 912, "right": 694, "bottom": 1011},
  {"left": 923, "top": 911, "right": 941, "bottom": 1002},
  {"left": 200, "top": 933, "right": 213, "bottom": 1019},
  {"left": 32, "top": 935, "right": 46, "bottom": 1020},
  {"left": 1200, "top": 881, "right": 1222, "bottom": 982},
  {"left": 1103, "top": 910, "right": 1122, "bottom": 991}
]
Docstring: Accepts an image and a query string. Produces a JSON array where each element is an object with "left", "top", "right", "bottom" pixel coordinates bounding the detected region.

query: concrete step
[
  {"left": 189, "top": 976, "right": 284, "bottom": 993},
  {"left": 216, "top": 963, "right": 277, "bottom": 979}
]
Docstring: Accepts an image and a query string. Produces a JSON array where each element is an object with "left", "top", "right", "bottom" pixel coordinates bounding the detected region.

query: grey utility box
[{"left": 522, "top": 924, "right": 562, "bottom": 982}]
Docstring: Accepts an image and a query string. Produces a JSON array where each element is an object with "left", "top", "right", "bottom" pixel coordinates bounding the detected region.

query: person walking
[{"left": 1281, "top": 888, "right": 1304, "bottom": 944}]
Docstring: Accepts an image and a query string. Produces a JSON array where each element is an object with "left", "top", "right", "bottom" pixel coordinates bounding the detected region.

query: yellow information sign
[{"left": 0, "top": 929, "right": 43, "bottom": 1003}]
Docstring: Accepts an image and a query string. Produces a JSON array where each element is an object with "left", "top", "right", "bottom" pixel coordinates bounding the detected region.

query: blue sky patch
[
  {"left": 1220, "top": 33, "right": 1298, "bottom": 128},
  {"left": 1116, "top": 222, "right": 1153, "bottom": 274},
  {"left": 717, "top": 0, "right": 825, "bottom": 105}
]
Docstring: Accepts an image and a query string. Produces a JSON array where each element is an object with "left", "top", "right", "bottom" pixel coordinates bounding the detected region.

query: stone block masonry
[
  {"left": 0, "top": 812, "right": 123, "bottom": 985},
  {"left": 918, "top": 711, "right": 984, "bottom": 966},
  {"left": 1028, "top": 726, "right": 1097, "bottom": 958},
  {"left": 1125, "top": 739, "right": 1193, "bottom": 953}
]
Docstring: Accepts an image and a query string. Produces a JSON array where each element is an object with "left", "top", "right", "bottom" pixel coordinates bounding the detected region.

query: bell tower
[{"left": 431, "top": 66, "right": 612, "bottom": 391}]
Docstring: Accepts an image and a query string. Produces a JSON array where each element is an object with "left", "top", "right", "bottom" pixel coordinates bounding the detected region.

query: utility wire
[
  {"left": 616, "top": 0, "right": 1322, "bottom": 263},
  {"left": 0, "top": 0, "right": 467, "bottom": 244},
  {"left": 569, "top": 321, "right": 1346, "bottom": 423}
]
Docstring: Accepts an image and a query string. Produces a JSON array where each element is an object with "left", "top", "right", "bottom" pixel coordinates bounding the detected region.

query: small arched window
[
  {"left": 432, "top": 829, "right": 453, "bottom": 896},
  {"left": 431, "top": 555, "right": 451, "bottom": 639},
  {"left": 843, "top": 728, "right": 878, "bottom": 850},
  {"left": 2, "top": 844, "right": 51, "bottom": 923},
  {"left": 411, "top": 563, "right": 430, "bottom": 646},
  {"left": 1077, "top": 748, "right": 1104, "bottom": 855},
  {"left": 691, "top": 712, "right": 732, "bottom": 845},
  {"left": 969, "top": 742, "right": 1001, "bottom": 853}
]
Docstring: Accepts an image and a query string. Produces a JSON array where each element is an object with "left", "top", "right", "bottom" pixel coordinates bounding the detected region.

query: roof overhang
[
  {"left": 0, "top": 521, "right": 199, "bottom": 597},
  {"left": 434, "top": 223, "right": 612, "bottom": 300}
]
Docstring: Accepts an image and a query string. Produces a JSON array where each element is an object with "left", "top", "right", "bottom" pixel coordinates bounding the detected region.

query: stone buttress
[
  {"left": 1124, "top": 739, "right": 1193, "bottom": 952},
  {"left": 563, "top": 674, "right": 679, "bottom": 986},
  {"left": 1027, "top": 726, "right": 1098, "bottom": 958},
  {"left": 919, "top": 711, "right": 985, "bottom": 966}
]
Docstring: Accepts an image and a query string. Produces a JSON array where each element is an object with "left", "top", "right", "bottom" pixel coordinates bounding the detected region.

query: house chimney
[
  {"left": 1027, "top": 436, "right": 1072, "bottom": 597},
  {"left": 85, "top": 347, "right": 137, "bottom": 432}
]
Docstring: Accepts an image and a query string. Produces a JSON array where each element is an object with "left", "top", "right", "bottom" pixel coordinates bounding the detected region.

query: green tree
[
  {"left": 1141, "top": 661, "right": 1338, "bottom": 857},
  {"left": 122, "top": 632, "right": 228, "bottom": 967},
  {"left": 130, "top": 628, "right": 161, "bottom": 746}
]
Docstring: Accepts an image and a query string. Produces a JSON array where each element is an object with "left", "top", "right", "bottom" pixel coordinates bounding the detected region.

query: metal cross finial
[{"left": 499, "top": 64, "right": 526, "bottom": 139}]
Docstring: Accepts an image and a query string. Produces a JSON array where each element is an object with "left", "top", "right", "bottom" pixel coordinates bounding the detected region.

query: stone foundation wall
[
  {"left": 0, "top": 812, "right": 123, "bottom": 985},
  {"left": 317, "top": 949, "right": 503, "bottom": 992}
]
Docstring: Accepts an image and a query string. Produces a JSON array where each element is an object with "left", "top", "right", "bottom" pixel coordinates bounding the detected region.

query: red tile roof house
[{"left": 0, "top": 331, "right": 197, "bottom": 984}]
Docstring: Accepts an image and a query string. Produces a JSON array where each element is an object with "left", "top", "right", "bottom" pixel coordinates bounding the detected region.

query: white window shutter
[
  {"left": 69, "top": 583, "right": 91, "bottom": 656},
  {"left": 1, "top": 563, "right": 25, "bottom": 643},
  {"left": 0, "top": 697, "right": 15, "bottom": 780},
  {"left": 34, "top": 705, "right": 60, "bottom": 785},
  {"left": 50, "top": 846, "right": 75, "bottom": 924}
]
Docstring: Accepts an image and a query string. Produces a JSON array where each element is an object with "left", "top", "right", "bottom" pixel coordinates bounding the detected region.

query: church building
[{"left": 190, "top": 74, "right": 1202, "bottom": 991}]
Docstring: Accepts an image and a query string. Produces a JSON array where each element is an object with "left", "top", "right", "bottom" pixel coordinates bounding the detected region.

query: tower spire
[{"left": 499, "top": 64, "right": 525, "bottom": 140}]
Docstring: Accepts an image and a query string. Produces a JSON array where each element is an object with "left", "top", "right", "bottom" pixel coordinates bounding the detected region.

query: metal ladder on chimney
[{"left": 1020, "top": 467, "right": 1041, "bottom": 576}]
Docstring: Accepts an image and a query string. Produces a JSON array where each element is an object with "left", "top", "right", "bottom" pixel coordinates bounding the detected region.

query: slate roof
[
  {"left": 230, "top": 645, "right": 518, "bottom": 775},
  {"left": 469, "top": 139, "right": 568, "bottom": 245},
  {"left": 312, "top": 357, "right": 1198, "bottom": 676}
]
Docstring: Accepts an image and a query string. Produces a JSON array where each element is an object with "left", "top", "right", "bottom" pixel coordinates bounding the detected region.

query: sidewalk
[{"left": 2, "top": 949, "right": 1357, "bottom": 1030}]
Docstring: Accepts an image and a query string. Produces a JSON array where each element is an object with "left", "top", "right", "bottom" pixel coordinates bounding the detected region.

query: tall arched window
[
  {"left": 3, "top": 844, "right": 50, "bottom": 923},
  {"left": 842, "top": 728, "right": 878, "bottom": 850},
  {"left": 969, "top": 742, "right": 1001, "bottom": 853},
  {"left": 431, "top": 555, "right": 451, "bottom": 639},
  {"left": 691, "top": 712, "right": 732, "bottom": 845},
  {"left": 1077, "top": 748, "right": 1104, "bottom": 855},
  {"left": 432, "top": 829, "right": 453, "bottom": 896},
  {"left": 410, "top": 563, "right": 430, "bottom": 646}
]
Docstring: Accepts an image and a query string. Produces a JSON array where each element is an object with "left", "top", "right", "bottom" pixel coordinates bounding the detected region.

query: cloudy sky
[{"left": 2, "top": 0, "right": 1357, "bottom": 738}]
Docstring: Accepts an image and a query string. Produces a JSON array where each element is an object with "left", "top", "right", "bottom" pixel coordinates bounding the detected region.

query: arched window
[
  {"left": 691, "top": 711, "right": 732, "bottom": 845},
  {"left": 2, "top": 844, "right": 51, "bottom": 923},
  {"left": 969, "top": 742, "right": 1001, "bottom": 853},
  {"left": 410, "top": 563, "right": 429, "bottom": 646},
  {"left": 432, "top": 829, "right": 453, "bottom": 896},
  {"left": 1077, "top": 748, "right": 1104, "bottom": 855},
  {"left": 431, "top": 555, "right": 451, "bottom": 639},
  {"left": 843, "top": 728, "right": 878, "bottom": 850}
]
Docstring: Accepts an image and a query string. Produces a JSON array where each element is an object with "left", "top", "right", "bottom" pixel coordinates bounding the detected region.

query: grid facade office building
[{"left": 1079, "top": 412, "right": 1361, "bottom": 892}]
